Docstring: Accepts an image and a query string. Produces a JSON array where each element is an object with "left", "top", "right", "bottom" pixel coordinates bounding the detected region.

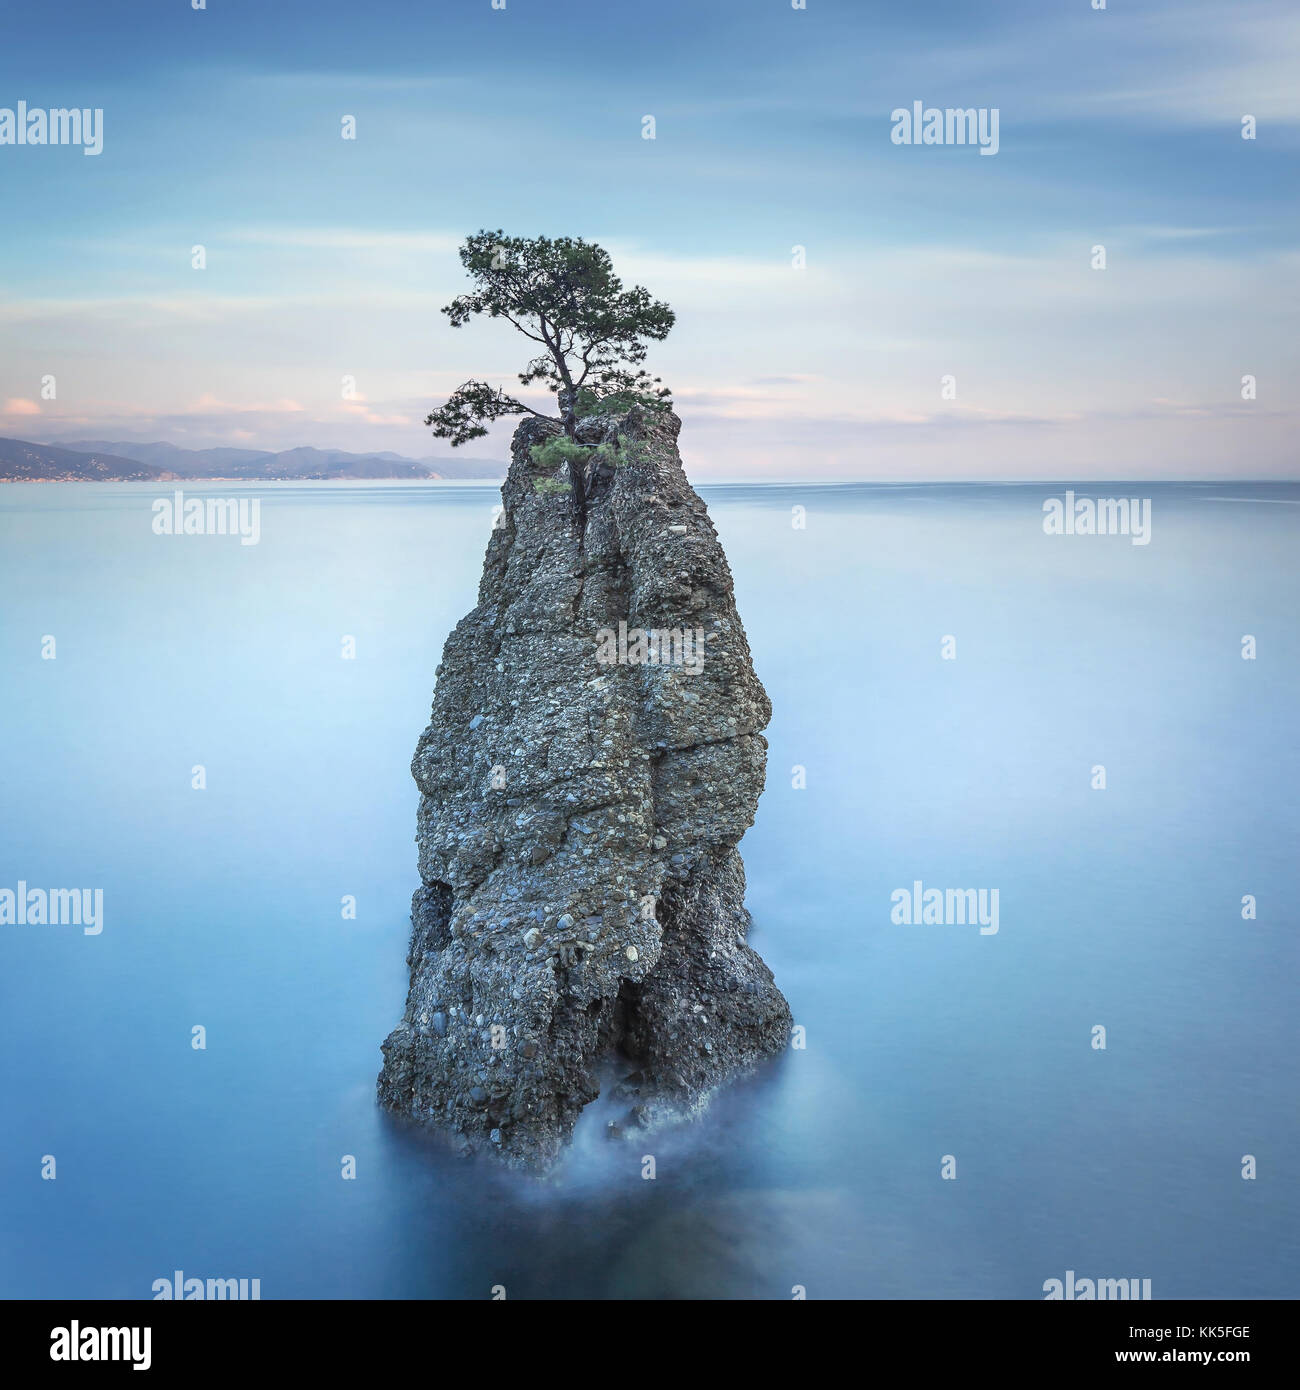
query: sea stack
[{"left": 377, "top": 406, "right": 790, "bottom": 1165}]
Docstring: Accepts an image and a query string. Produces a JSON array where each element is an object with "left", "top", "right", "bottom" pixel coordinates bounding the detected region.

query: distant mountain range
[
  {"left": 0, "top": 436, "right": 506, "bottom": 482},
  {"left": 0, "top": 438, "right": 164, "bottom": 482}
]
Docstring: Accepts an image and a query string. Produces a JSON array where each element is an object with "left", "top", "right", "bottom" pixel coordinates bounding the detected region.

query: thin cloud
[{"left": 229, "top": 228, "right": 462, "bottom": 254}]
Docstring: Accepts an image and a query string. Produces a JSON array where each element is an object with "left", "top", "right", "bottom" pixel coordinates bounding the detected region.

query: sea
[{"left": 1, "top": 478, "right": 1296, "bottom": 1299}]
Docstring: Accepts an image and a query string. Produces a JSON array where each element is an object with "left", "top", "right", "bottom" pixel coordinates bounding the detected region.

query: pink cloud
[
  {"left": 341, "top": 400, "right": 412, "bottom": 426},
  {"left": 192, "top": 393, "right": 305, "bottom": 414}
]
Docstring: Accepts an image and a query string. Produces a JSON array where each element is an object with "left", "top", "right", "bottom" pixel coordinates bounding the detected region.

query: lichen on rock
[{"left": 377, "top": 405, "right": 790, "bottom": 1166}]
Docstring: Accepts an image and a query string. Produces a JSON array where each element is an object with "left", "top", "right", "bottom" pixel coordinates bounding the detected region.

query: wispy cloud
[{"left": 228, "top": 227, "right": 462, "bottom": 254}]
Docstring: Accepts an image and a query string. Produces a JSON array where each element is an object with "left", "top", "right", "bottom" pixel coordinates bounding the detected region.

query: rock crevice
[{"left": 377, "top": 407, "right": 790, "bottom": 1165}]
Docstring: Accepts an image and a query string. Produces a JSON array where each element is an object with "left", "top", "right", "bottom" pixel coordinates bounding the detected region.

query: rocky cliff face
[{"left": 377, "top": 406, "right": 790, "bottom": 1166}]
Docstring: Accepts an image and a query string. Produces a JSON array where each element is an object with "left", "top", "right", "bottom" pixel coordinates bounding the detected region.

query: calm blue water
[{"left": 1, "top": 479, "right": 1296, "bottom": 1300}]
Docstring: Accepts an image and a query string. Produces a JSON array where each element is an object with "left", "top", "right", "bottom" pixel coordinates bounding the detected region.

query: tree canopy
[{"left": 425, "top": 231, "right": 675, "bottom": 452}]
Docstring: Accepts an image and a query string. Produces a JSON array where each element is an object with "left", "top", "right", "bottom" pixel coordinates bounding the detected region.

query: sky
[{"left": 0, "top": 0, "right": 1297, "bottom": 479}]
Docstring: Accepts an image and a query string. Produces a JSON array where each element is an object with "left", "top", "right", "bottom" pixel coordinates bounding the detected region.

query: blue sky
[{"left": 1, "top": 0, "right": 1297, "bottom": 478}]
